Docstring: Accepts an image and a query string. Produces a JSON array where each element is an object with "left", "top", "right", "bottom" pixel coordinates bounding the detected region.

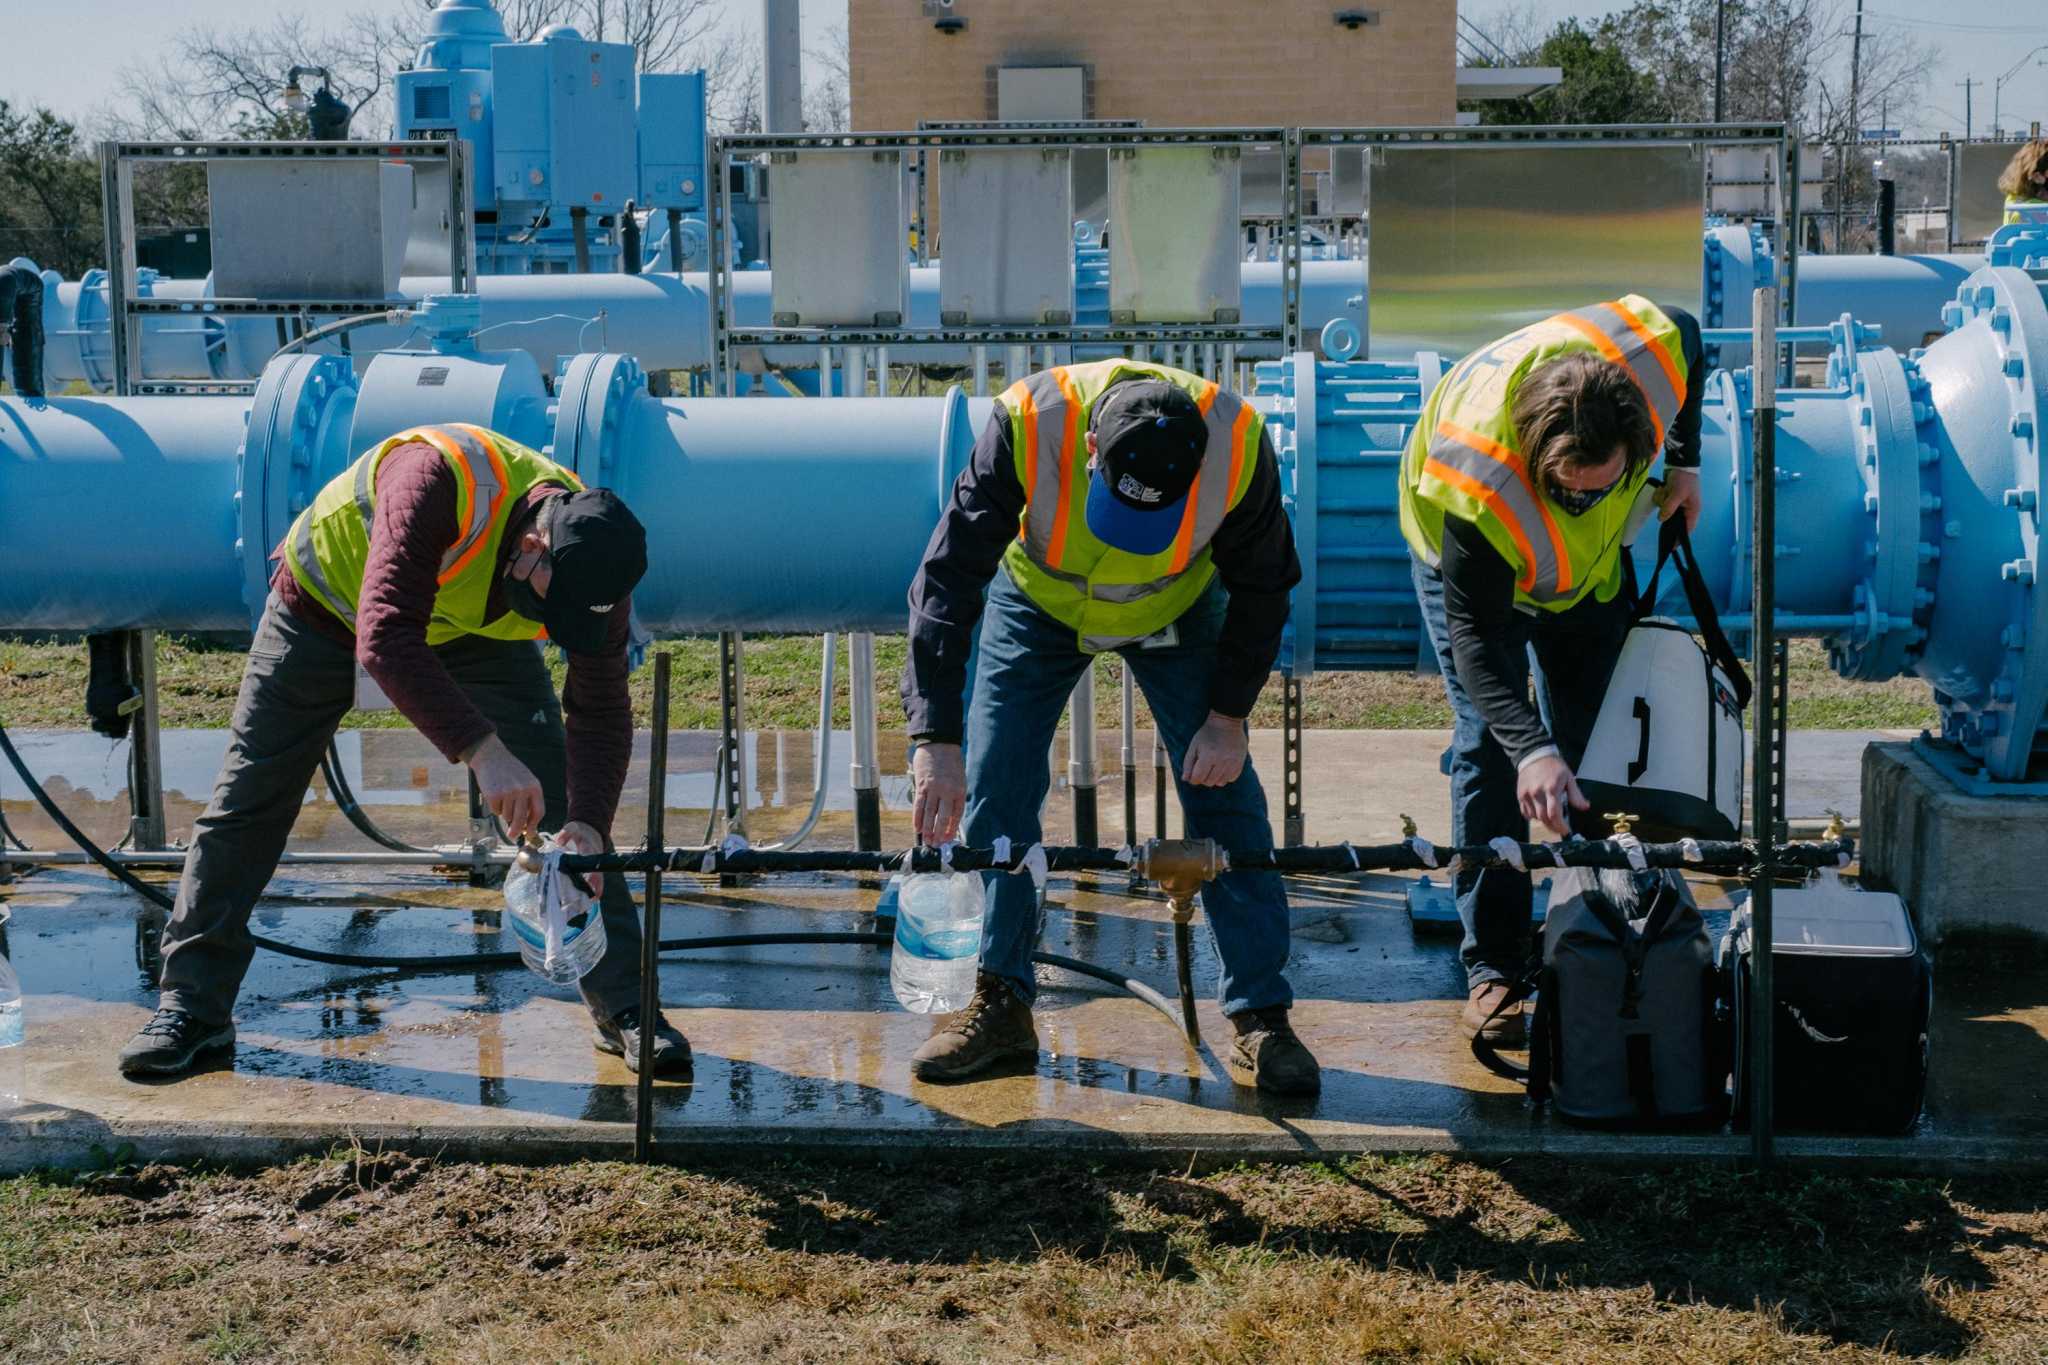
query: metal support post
[
  {"left": 1005, "top": 344, "right": 1029, "bottom": 384},
  {"left": 1282, "top": 675, "right": 1305, "bottom": 847},
  {"left": 466, "top": 771, "right": 493, "bottom": 888},
  {"left": 1120, "top": 663, "right": 1139, "bottom": 846},
  {"left": 717, "top": 632, "right": 747, "bottom": 837},
  {"left": 1069, "top": 670, "right": 1099, "bottom": 847},
  {"left": 1772, "top": 638, "right": 1792, "bottom": 840},
  {"left": 1748, "top": 287, "right": 1779, "bottom": 1168},
  {"left": 849, "top": 632, "right": 882, "bottom": 850},
  {"left": 843, "top": 345, "right": 865, "bottom": 398},
  {"left": 1152, "top": 735, "right": 1170, "bottom": 838},
  {"left": 634, "top": 652, "right": 670, "bottom": 1162},
  {"left": 971, "top": 344, "right": 989, "bottom": 397},
  {"left": 123, "top": 630, "right": 167, "bottom": 852},
  {"left": 875, "top": 345, "right": 891, "bottom": 396}
]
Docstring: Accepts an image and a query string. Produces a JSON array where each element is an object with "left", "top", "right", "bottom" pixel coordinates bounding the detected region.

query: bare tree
[{"left": 803, "top": 22, "right": 851, "bottom": 133}]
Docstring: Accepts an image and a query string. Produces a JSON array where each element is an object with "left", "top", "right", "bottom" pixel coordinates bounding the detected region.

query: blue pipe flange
[
  {"left": 1274, "top": 348, "right": 1320, "bottom": 676},
  {"left": 236, "top": 352, "right": 359, "bottom": 627},
  {"left": 550, "top": 351, "right": 644, "bottom": 488},
  {"left": 1831, "top": 318, "right": 1938, "bottom": 681},
  {"left": 1918, "top": 267, "right": 2048, "bottom": 779},
  {"left": 1986, "top": 222, "right": 2048, "bottom": 271}
]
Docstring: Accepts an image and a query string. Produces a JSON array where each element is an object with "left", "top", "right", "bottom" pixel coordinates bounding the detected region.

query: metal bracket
[{"left": 124, "top": 631, "right": 167, "bottom": 852}]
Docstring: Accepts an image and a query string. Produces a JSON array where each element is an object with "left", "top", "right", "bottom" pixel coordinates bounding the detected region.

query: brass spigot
[
  {"left": 1140, "top": 838, "right": 1228, "bottom": 924},
  {"left": 513, "top": 837, "right": 546, "bottom": 875},
  {"left": 1399, "top": 813, "right": 1418, "bottom": 839},
  {"left": 1823, "top": 808, "right": 1847, "bottom": 842},
  {"left": 1605, "top": 812, "right": 1639, "bottom": 838}
]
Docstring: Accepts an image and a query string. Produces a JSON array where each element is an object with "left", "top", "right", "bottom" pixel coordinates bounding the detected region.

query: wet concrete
[{"left": 5, "top": 725, "right": 2036, "bottom": 1172}]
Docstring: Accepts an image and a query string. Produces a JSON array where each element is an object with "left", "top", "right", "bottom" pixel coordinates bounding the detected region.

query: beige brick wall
[{"left": 849, "top": 0, "right": 1458, "bottom": 131}]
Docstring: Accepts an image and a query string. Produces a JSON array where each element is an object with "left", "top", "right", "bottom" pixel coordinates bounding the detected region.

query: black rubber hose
[
  {"left": 319, "top": 743, "right": 435, "bottom": 855},
  {"left": 0, "top": 715, "right": 1192, "bottom": 1029}
]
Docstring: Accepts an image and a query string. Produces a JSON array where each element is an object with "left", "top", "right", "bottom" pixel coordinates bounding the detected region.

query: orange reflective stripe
[
  {"left": 1168, "top": 469, "right": 1203, "bottom": 574},
  {"left": 1013, "top": 379, "right": 1039, "bottom": 508},
  {"left": 1225, "top": 402, "right": 1254, "bottom": 499},
  {"left": 421, "top": 426, "right": 512, "bottom": 586},
  {"left": 1600, "top": 302, "right": 1684, "bottom": 410},
  {"left": 1435, "top": 419, "right": 1573, "bottom": 594},
  {"left": 1423, "top": 456, "right": 1540, "bottom": 594},
  {"left": 1047, "top": 366, "right": 1086, "bottom": 568},
  {"left": 1193, "top": 379, "right": 1220, "bottom": 417},
  {"left": 1555, "top": 311, "right": 1670, "bottom": 448}
]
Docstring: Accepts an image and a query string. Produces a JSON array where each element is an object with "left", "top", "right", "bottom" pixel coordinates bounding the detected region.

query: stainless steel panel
[
  {"left": 768, "top": 150, "right": 907, "bottom": 326},
  {"left": 1954, "top": 140, "right": 2030, "bottom": 245},
  {"left": 210, "top": 160, "right": 413, "bottom": 299},
  {"left": 1331, "top": 148, "right": 1365, "bottom": 216},
  {"left": 1107, "top": 147, "right": 1243, "bottom": 323},
  {"left": 1368, "top": 144, "right": 1703, "bottom": 357},
  {"left": 937, "top": 148, "right": 1075, "bottom": 325},
  {"left": 1242, "top": 147, "right": 1285, "bottom": 216}
]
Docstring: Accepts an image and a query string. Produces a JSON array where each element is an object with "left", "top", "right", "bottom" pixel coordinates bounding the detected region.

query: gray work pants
[{"left": 155, "top": 593, "right": 646, "bottom": 1027}]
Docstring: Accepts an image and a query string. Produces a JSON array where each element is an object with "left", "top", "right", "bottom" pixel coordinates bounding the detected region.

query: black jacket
[{"left": 901, "top": 406, "right": 1302, "bottom": 743}]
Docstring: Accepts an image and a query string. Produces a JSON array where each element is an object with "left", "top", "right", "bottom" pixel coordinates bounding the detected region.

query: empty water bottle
[
  {"left": 889, "top": 872, "right": 984, "bottom": 1014},
  {"left": 0, "top": 909, "right": 22, "bottom": 1111},
  {"left": 502, "top": 838, "right": 608, "bottom": 984}
]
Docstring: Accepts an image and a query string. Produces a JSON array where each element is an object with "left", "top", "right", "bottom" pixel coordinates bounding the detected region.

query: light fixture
[{"left": 1333, "top": 8, "right": 1380, "bottom": 29}]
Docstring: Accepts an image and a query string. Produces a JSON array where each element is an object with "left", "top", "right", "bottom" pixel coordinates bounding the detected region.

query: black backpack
[{"left": 1474, "top": 866, "right": 1732, "bottom": 1129}]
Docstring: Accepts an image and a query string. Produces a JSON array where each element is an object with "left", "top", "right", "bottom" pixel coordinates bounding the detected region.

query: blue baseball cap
[{"left": 1084, "top": 380, "right": 1208, "bottom": 555}]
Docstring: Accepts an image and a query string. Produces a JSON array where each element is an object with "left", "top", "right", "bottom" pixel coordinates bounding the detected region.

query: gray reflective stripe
[
  {"left": 1562, "top": 305, "right": 1682, "bottom": 435},
  {"left": 432, "top": 426, "right": 505, "bottom": 576},
  {"left": 289, "top": 514, "right": 356, "bottom": 627},
  {"left": 1184, "top": 392, "right": 1245, "bottom": 550},
  {"left": 1426, "top": 429, "right": 1571, "bottom": 602},
  {"left": 1018, "top": 370, "right": 1072, "bottom": 563}
]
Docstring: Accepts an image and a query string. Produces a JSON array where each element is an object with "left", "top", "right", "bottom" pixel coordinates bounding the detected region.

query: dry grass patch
[{"left": 2, "top": 1150, "right": 2043, "bottom": 1362}]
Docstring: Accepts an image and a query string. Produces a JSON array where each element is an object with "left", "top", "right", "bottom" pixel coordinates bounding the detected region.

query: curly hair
[
  {"left": 1998, "top": 139, "right": 2048, "bottom": 201},
  {"left": 1510, "top": 353, "right": 1658, "bottom": 491}
]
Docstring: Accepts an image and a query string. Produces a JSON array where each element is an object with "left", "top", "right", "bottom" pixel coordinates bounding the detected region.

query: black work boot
[
  {"left": 594, "top": 1007, "right": 692, "bottom": 1076},
  {"left": 117, "top": 1008, "right": 236, "bottom": 1077},
  {"left": 1229, "top": 1006, "right": 1322, "bottom": 1096},
  {"left": 910, "top": 971, "right": 1038, "bottom": 1082}
]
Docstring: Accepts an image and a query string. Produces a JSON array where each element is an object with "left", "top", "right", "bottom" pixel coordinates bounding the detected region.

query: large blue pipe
[{"left": 5, "top": 266, "right": 2044, "bottom": 780}]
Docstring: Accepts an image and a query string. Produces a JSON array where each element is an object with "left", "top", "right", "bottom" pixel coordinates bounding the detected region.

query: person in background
[
  {"left": 1400, "top": 298, "right": 1706, "bottom": 1048},
  {"left": 901, "top": 359, "right": 1321, "bottom": 1096},
  {"left": 1997, "top": 139, "right": 2048, "bottom": 226},
  {"left": 117, "top": 423, "right": 689, "bottom": 1079}
]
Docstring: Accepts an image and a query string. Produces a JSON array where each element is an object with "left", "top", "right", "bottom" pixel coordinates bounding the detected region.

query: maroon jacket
[{"left": 273, "top": 442, "right": 633, "bottom": 833}]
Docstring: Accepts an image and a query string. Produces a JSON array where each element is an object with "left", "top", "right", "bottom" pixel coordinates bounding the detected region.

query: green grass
[
  {"left": 0, "top": 1152, "right": 2041, "bottom": 1362},
  {"left": 0, "top": 633, "right": 1937, "bottom": 734}
]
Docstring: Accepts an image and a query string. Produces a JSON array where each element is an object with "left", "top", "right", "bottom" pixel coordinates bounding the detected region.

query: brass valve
[
  {"left": 1605, "top": 812, "right": 1639, "bottom": 838},
  {"left": 1399, "top": 812, "right": 1418, "bottom": 839},
  {"left": 1140, "top": 838, "right": 1229, "bottom": 923},
  {"left": 513, "top": 837, "right": 547, "bottom": 875},
  {"left": 1823, "top": 808, "right": 1847, "bottom": 842}
]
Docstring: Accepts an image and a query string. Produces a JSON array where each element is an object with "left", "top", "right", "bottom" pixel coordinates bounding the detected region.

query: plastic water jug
[
  {"left": 889, "top": 872, "right": 984, "bottom": 1013},
  {"left": 502, "top": 839, "right": 608, "bottom": 985}
]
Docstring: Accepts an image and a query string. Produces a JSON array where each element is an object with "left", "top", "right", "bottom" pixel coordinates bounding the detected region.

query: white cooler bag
[{"left": 1576, "top": 515, "right": 1752, "bottom": 842}]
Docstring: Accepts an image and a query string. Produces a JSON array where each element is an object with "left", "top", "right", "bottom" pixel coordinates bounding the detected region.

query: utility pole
[
  {"left": 1958, "top": 77, "right": 1977, "bottom": 141},
  {"left": 1714, "top": 0, "right": 1727, "bottom": 123},
  {"left": 1848, "top": 0, "right": 1865, "bottom": 252}
]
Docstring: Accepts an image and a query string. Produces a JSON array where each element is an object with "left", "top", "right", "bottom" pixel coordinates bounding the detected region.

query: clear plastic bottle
[
  {"left": 502, "top": 840, "right": 608, "bottom": 985},
  {"left": 0, "top": 909, "right": 22, "bottom": 1111},
  {"left": 889, "top": 872, "right": 984, "bottom": 1014}
]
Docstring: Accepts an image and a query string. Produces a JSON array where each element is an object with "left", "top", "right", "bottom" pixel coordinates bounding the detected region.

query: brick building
[{"left": 848, "top": 1, "right": 1464, "bottom": 131}]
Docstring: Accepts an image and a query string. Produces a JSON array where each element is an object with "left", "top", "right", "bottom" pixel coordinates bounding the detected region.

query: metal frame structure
[{"left": 97, "top": 138, "right": 474, "bottom": 399}]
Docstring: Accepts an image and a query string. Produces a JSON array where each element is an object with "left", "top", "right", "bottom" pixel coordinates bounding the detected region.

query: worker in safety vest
[
  {"left": 117, "top": 424, "right": 689, "bottom": 1078},
  {"left": 1997, "top": 139, "right": 2048, "bottom": 225},
  {"left": 901, "top": 359, "right": 1320, "bottom": 1096},
  {"left": 1400, "top": 297, "right": 1706, "bottom": 1046}
]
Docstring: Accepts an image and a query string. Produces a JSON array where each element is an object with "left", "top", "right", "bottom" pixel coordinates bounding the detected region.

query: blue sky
[{"left": 1, "top": 0, "right": 2041, "bottom": 140}]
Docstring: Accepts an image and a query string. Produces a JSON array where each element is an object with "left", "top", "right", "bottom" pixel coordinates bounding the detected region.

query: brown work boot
[
  {"left": 1229, "top": 1007, "right": 1322, "bottom": 1096},
  {"left": 1463, "top": 981, "right": 1527, "bottom": 1046},
  {"left": 910, "top": 972, "right": 1038, "bottom": 1082}
]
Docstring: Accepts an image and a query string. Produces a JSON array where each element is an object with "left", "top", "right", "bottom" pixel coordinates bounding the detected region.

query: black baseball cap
[
  {"left": 541, "top": 489, "right": 647, "bottom": 653},
  {"left": 1084, "top": 380, "right": 1209, "bottom": 555}
]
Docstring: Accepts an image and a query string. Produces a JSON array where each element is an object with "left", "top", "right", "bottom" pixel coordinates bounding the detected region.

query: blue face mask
[{"left": 1546, "top": 475, "right": 1622, "bottom": 517}]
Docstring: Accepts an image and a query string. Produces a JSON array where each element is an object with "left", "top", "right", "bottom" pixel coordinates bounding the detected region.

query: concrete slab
[
  {"left": 1860, "top": 742, "right": 2048, "bottom": 943},
  {"left": 2, "top": 726, "right": 2037, "bottom": 1173}
]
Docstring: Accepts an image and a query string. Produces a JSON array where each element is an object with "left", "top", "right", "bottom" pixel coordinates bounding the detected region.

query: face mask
[
  {"left": 502, "top": 568, "right": 547, "bottom": 623},
  {"left": 1546, "top": 476, "right": 1622, "bottom": 517}
]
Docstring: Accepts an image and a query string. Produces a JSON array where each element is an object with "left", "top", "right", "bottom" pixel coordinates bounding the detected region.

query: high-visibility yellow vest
[
  {"left": 1398, "top": 295, "right": 1688, "bottom": 613},
  {"left": 999, "top": 359, "right": 1264, "bottom": 652},
  {"left": 2004, "top": 198, "right": 2048, "bottom": 226},
  {"left": 284, "top": 423, "right": 582, "bottom": 645}
]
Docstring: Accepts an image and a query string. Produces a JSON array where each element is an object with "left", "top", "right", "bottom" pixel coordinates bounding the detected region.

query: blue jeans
[
  {"left": 963, "top": 568, "right": 1293, "bottom": 1017},
  {"left": 1410, "top": 554, "right": 1629, "bottom": 989}
]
